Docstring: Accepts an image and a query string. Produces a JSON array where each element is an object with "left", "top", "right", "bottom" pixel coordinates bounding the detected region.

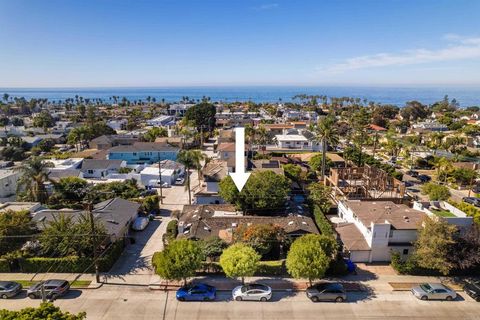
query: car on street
[
  {"left": 417, "top": 175, "right": 431, "bottom": 183},
  {"left": 0, "top": 281, "right": 22, "bottom": 299},
  {"left": 404, "top": 181, "right": 414, "bottom": 187},
  {"left": 472, "top": 185, "right": 480, "bottom": 194},
  {"left": 306, "top": 282, "right": 347, "bottom": 302},
  {"left": 27, "top": 279, "right": 70, "bottom": 300},
  {"left": 176, "top": 283, "right": 216, "bottom": 301},
  {"left": 232, "top": 283, "right": 272, "bottom": 301},
  {"left": 131, "top": 216, "right": 149, "bottom": 231},
  {"left": 463, "top": 280, "right": 480, "bottom": 301},
  {"left": 175, "top": 177, "right": 185, "bottom": 185},
  {"left": 462, "top": 197, "right": 480, "bottom": 208},
  {"left": 140, "top": 189, "right": 157, "bottom": 197},
  {"left": 411, "top": 283, "right": 457, "bottom": 301},
  {"left": 406, "top": 170, "right": 419, "bottom": 178}
]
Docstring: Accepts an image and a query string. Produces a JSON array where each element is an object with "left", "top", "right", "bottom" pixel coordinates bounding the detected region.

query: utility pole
[
  {"left": 158, "top": 155, "right": 163, "bottom": 204},
  {"left": 87, "top": 202, "right": 100, "bottom": 283},
  {"left": 41, "top": 283, "right": 46, "bottom": 302}
]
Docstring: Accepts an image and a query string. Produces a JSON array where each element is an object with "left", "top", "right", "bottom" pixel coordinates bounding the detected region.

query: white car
[
  {"left": 131, "top": 217, "right": 149, "bottom": 231},
  {"left": 232, "top": 284, "right": 272, "bottom": 302}
]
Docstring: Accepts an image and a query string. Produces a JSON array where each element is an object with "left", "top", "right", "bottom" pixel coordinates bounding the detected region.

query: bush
[
  {"left": 200, "top": 260, "right": 286, "bottom": 276},
  {"left": 0, "top": 259, "right": 10, "bottom": 272},
  {"left": 18, "top": 241, "right": 124, "bottom": 273},
  {"left": 312, "top": 205, "right": 334, "bottom": 236},
  {"left": 326, "top": 258, "right": 348, "bottom": 276},
  {"left": 421, "top": 182, "right": 451, "bottom": 201},
  {"left": 163, "top": 220, "right": 178, "bottom": 246}
]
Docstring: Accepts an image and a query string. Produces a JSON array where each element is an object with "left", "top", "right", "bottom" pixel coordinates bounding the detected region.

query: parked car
[
  {"left": 472, "top": 185, "right": 480, "bottom": 194},
  {"left": 175, "top": 177, "right": 185, "bottom": 185},
  {"left": 463, "top": 280, "right": 480, "bottom": 301},
  {"left": 0, "top": 281, "right": 22, "bottom": 299},
  {"left": 27, "top": 280, "right": 70, "bottom": 300},
  {"left": 406, "top": 170, "right": 419, "bottom": 178},
  {"left": 417, "top": 175, "right": 431, "bottom": 183},
  {"left": 462, "top": 197, "right": 480, "bottom": 208},
  {"left": 131, "top": 216, "right": 149, "bottom": 231},
  {"left": 411, "top": 283, "right": 457, "bottom": 301},
  {"left": 176, "top": 283, "right": 216, "bottom": 301},
  {"left": 404, "top": 181, "right": 414, "bottom": 188},
  {"left": 232, "top": 284, "right": 272, "bottom": 301},
  {"left": 306, "top": 282, "right": 347, "bottom": 302}
]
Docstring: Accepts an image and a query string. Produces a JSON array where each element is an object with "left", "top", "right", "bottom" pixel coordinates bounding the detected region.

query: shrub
[
  {"left": 326, "top": 258, "right": 348, "bottom": 276},
  {"left": 421, "top": 182, "right": 451, "bottom": 201},
  {"left": 163, "top": 220, "right": 178, "bottom": 246},
  {"left": 0, "top": 259, "right": 10, "bottom": 272},
  {"left": 312, "top": 205, "right": 334, "bottom": 236}
]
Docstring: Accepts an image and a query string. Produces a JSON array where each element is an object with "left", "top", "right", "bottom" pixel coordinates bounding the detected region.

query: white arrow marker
[{"left": 230, "top": 127, "right": 251, "bottom": 192}]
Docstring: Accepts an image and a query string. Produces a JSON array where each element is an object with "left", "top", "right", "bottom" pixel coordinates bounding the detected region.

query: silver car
[
  {"left": 0, "top": 281, "right": 22, "bottom": 299},
  {"left": 306, "top": 282, "right": 347, "bottom": 302},
  {"left": 411, "top": 283, "right": 457, "bottom": 301},
  {"left": 232, "top": 284, "right": 272, "bottom": 302}
]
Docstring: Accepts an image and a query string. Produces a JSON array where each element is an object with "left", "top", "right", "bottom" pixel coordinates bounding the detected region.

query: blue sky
[{"left": 1, "top": 0, "right": 480, "bottom": 87}]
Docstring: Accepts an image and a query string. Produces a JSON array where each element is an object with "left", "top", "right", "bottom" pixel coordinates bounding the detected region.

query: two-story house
[{"left": 335, "top": 200, "right": 427, "bottom": 262}]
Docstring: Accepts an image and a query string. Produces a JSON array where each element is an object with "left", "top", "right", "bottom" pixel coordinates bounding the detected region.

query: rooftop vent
[{"left": 288, "top": 221, "right": 295, "bottom": 225}]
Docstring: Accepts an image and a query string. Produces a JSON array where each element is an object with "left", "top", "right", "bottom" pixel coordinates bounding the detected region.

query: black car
[
  {"left": 417, "top": 175, "right": 431, "bottom": 183},
  {"left": 404, "top": 181, "right": 415, "bottom": 188},
  {"left": 462, "top": 197, "right": 480, "bottom": 208},
  {"left": 464, "top": 280, "right": 480, "bottom": 301},
  {"left": 406, "top": 170, "right": 419, "bottom": 178}
]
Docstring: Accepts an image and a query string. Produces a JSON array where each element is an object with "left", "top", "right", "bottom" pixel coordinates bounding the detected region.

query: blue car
[{"left": 176, "top": 283, "right": 216, "bottom": 301}]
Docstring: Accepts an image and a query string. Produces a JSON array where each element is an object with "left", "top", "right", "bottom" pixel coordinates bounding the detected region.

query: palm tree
[
  {"left": 255, "top": 125, "right": 269, "bottom": 155},
  {"left": 16, "top": 157, "right": 53, "bottom": 203},
  {"left": 313, "top": 115, "right": 339, "bottom": 182},
  {"left": 434, "top": 157, "right": 453, "bottom": 183},
  {"left": 177, "top": 150, "right": 204, "bottom": 204}
]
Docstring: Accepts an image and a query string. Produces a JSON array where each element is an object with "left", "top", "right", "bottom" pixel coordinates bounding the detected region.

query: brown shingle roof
[{"left": 335, "top": 223, "right": 370, "bottom": 251}]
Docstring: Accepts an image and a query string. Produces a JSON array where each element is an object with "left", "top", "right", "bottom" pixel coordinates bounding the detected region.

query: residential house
[
  {"left": 250, "top": 159, "right": 284, "bottom": 175},
  {"left": 32, "top": 198, "right": 140, "bottom": 242},
  {"left": 217, "top": 142, "right": 247, "bottom": 172},
  {"left": 106, "top": 119, "right": 127, "bottom": 131},
  {"left": 90, "top": 134, "right": 140, "bottom": 150},
  {"left": 107, "top": 142, "right": 179, "bottom": 165},
  {"left": 139, "top": 159, "right": 185, "bottom": 187},
  {"left": 177, "top": 204, "right": 319, "bottom": 241},
  {"left": 272, "top": 129, "right": 321, "bottom": 151},
  {"left": 335, "top": 200, "right": 427, "bottom": 262},
  {"left": 146, "top": 115, "right": 175, "bottom": 127},
  {"left": 0, "top": 202, "right": 42, "bottom": 214},
  {"left": 412, "top": 121, "right": 448, "bottom": 133},
  {"left": 80, "top": 159, "right": 127, "bottom": 179},
  {"left": 0, "top": 170, "right": 20, "bottom": 198},
  {"left": 195, "top": 160, "right": 228, "bottom": 205}
]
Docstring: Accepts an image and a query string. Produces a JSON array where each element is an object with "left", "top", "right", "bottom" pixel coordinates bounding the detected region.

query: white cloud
[
  {"left": 253, "top": 3, "right": 279, "bottom": 10},
  {"left": 319, "top": 35, "right": 480, "bottom": 74}
]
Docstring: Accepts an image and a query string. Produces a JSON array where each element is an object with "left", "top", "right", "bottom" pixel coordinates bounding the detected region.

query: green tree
[
  {"left": 309, "top": 153, "right": 333, "bottom": 173},
  {"left": 282, "top": 164, "right": 302, "bottom": 182},
  {"left": 143, "top": 127, "right": 168, "bottom": 142},
  {"left": 219, "top": 243, "right": 260, "bottom": 284},
  {"left": 184, "top": 102, "right": 216, "bottom": 132},
  {"left": 33, "top": 110, "right": 55, "bottom": 131},
  {"left": 286, "top": 234, "right": 337, "bottom": 285},
  {"left": 0, "top": 302, "right": 86, "bottom": 320},
  {"left": 92, "top": 179, "right": 141, "bottom": 200},
  {"left": 234, "top": 224, "right": 285, "bottom": 256},
  {"left": 152, "top": 239, "right": 204, "bottom": 284},
  {"left": 0, "top": 210, "right": 36, "bottom": 256},
  {"left": 421, "top": 182, "right": 451, "bottom": 201},
  {"left": 39, "top": 213, "right": 107, "bottom": 258},
  {"left": 219, "top": 171, "right": 290, "bottom": 211},
  {"left": 313, "top": 115, "right": 339, "bottom": 181},
  {"left": 413, "top": 217, "right": 457, "bottom": 275},
  {"left": 50, "top": 177, "right": 89, "bottom": 208},
  {"left": 16, "top": 157, "right": 53, "bottom": 203},
  {"left": 200, "top": 236, "right": 228, "bottom": 261}
]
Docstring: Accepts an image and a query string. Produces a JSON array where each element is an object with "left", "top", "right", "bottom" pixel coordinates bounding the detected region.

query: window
[
  {"left": 403, "top": 249, "right": 409, "bottom": 255},
  {"left": 133, "top": 152, "right": 137, "bottom": 156},
  {"left": 88, "top": 170, "right": 94, "bottom": 174},
  {"left": 389, "top": 230, "right": 393, "bottom": 238}
]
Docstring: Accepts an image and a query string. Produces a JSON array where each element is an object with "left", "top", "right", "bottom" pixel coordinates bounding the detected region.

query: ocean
[{"left": 0, "top": 86, "right": 479, "bottom": 107}]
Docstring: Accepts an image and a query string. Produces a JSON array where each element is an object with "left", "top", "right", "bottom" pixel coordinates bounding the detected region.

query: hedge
[
  {"left": 0, "top": 259, "right": 10, "bottom": 272},
  {"left": 163, "top": 220, "right": 178, "bottom": 246},
  {"left": 199, "top": 260, "right": 286, "bottom": 276},
  {"left": 312, "top": 205, "right": 334, "bottom": 237},
  {"left": 17, "top": 241, "right": 124, "bottom": 273}
]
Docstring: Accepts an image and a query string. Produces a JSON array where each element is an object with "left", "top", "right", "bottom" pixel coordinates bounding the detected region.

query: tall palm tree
[
  {"left": 313, "top": 115, "right": 339, "bottom": 182},
  {"left": 255, "top": 125, "right": 269, "bottom": 155},
  {"left": 16, "top": 157, "right": 53, "bottom": 203},
  {"left": 177, "top": 150, "right": 204, "bottom": 205}
]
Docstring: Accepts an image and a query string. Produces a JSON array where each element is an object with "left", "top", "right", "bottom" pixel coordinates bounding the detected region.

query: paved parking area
[{"left": 1, "top": 285, "right": 479, "bottom": 320}]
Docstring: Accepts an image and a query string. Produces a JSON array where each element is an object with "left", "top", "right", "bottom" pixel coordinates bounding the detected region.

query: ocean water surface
[{"left": 1, "top": 86, "right": 479, "bottom": 107}]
